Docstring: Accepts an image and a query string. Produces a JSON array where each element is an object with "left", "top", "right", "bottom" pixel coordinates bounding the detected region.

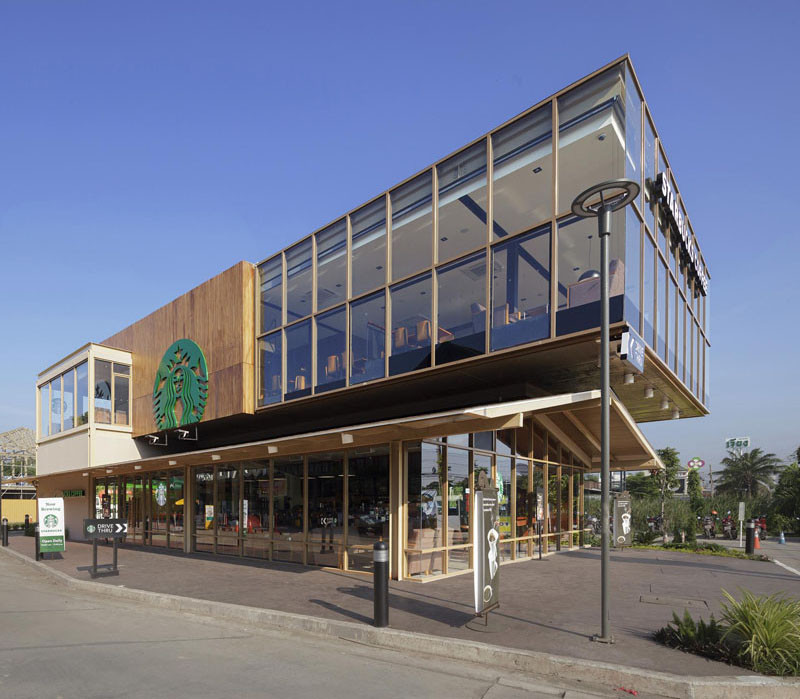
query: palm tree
[{"left": 715, "top": 448, "right": 783, "bottom": 498}]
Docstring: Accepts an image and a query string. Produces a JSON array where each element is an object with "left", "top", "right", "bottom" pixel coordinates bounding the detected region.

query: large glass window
[
  {"left": 285, "top": 320, "right": 311, "bottom": 401},
  {"left": 316, "top": 219, "right": 347, "bottom": 311},
  {"left": 390, "top": 273, "right": 432, "bottom": 376},
  {"left": 242, "top": 462, "right": 270, "bottom": 558},
  {"left": 315, "top": 306, "right": 346, "bottom": 393},
  {"left": 492, "top": 104, "right": 552, "bottom": 238},
  {"left": 168, "top": 472, "right": 185, "bottom": 550},
  {"left": 351, "top": 198, "right": 386, "bottom": 298},
  {"left": 347, "top": 446, "right": 390, "bottom": 571},
  {"left": 446, "top": 446, "right": 471, "bottom": 572},
  {"left": 50, "top": 375, "right": 62, "bottom": 434},
  {"left": 624, "top": 66, "right": 642, "bottom": 191},
  {"left": 307, "top": 452, "right": 344, "bottom": 567},
  {"left": 406, "top": 442, "right": 444, "bottom": 577},
  {"left": 436, "top": 251, "right": 486, "bottom": 364},
  {"left": 437, "top": 141, "right": 487, "bottom": 262},
  {"left": 258, "top": 331, "right": 282, "bottom": 406},
  {"left": 113, "top": 363, "right": 129, "bottom": 426},
  {"left": 558, "top": 65, "right": 625, "bottom": 213},
  {"left": 286, "top": 239, "right": 312, "bottom": 322},
  {"left": 272, "top": 456, "right": 304, "bottom": 563},
  {"left": 391, "top": 172, "right": 432, "bottom": 281},
  {"left": 556, "top": 214, "right": 624, "bottom": 336},
  {"left": 625, "top": 207, "right": 641, "bottom": 332},
  {"left": 75, "top": 361, "right": 89, "bottom": 426},
  {"left": 62, "top": 369, "right": 74, "bottom": 431},
  {"left": 516, "top": 459, "right": 532, "bottom": 540},
  {"left": 657, "top": 260, "right": 667, "bottom": 360},
  {"left": 497, "top": 455, "right": 512, "bottom": 545},
  {"left": 643, "top": 236, "right": 655, "bottom": 346},
  {"left": 193, "top": 467, "right": 214, "bottom": 553},
  {"left": 676, "top": 288, "right": 685, "bottom": 382},
  {"left": 491, "top": 224, "right": 551, "bottom": 351},
  {"left": 668, "top": 278, "right": 677, "bottom": 371},
  {"left": 350, "top": 291, "right": 385, "bottom": 384},
  {"left": 216, "top": 466, "right": 240, "bottom": 555},
  {"left": 259, "top": 256, "right": 282, "bottom": 332},
  {"left": 94, "top": 360, "right": 112, "bottom": 424},
  {"left": 644, "top": 117, "right": 656, "bottom": 233},
  {"left": 39, "top": 382, "right": 49, "bottom": 437}
]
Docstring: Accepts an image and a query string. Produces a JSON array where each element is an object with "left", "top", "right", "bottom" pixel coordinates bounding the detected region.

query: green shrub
[
  {"left": 23, "top": 523, "right": 35, "bottom": 537},
  {"left": 720, "top": 589, "right": 800, "bottom": 676},
  {"left": 655, "top": 609, "right": 731, "bottom": 662},
  {"left": 633, "top": 529, "right": 659, "bottom": 545}
]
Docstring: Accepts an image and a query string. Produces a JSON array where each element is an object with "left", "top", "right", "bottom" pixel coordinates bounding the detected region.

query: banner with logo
[
  {"left": 37, "top": 497, "right": 66, "bottom": 553},
  {"left": 473, "top": 487, "right": 500, "bottom": 614},
  {"left": 613, "top": 494, "right": 633, "bottom": 547}
]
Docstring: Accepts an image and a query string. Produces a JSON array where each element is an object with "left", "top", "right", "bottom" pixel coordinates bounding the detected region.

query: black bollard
[
  {"left": 1, "top": 518, "right": 7, "bottom": 547},
  {"left": 34, "top": 524, "right": 40, "bottom": 561},
  {"left": 745, "top": 519, "right": 755, "bottom": 555},
  {"left": 373, "top": 539, "right": 389, "bottom": 628},
  {"left": 24, "top": 514, "right": 29, "bottom": 528}
]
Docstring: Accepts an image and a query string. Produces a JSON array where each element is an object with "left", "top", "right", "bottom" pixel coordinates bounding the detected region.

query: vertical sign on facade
[
  {"left": 473, "top": 487, "right": 500, "bottom": 614},
  {"left": 37, "top": 497, "right": 66, "bottom": 553},
  {"left": 613, "top": 494, "right": 633, "bottom": 547}
]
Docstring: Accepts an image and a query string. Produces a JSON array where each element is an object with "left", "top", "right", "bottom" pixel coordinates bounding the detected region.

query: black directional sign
[{"left": 83, "top": 518, "right": 128, "bottom": 539}]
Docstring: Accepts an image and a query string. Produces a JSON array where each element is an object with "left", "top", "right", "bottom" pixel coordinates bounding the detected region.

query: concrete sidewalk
[{"left": 6, "top": 534, "right": 798, "bottom": 681}]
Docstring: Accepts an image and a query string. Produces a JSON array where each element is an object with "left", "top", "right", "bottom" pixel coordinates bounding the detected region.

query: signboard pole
[
  {"left": 738, "top": 501, "right": 746, "bottom": 548},
  {"left": 92, "top": 538, "right": 98, "bottom": 578}
]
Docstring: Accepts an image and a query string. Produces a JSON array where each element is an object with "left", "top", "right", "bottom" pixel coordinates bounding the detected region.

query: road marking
[{"left": 773, "top": 559, "right": 800, "bottom": 577}]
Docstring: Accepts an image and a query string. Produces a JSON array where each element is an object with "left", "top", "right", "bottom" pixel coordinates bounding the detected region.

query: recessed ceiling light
[
  {"left": 533, "top": 166, "right": 542, "bottom": 174},
  {"left": 440, "top": 236, "right": 448, "bottom": 242},
  {"left": 375, "top": 265, "right": 383, "bottom": 270},
  {"left": 598, "top": 134, "right": 606, "bottom": 141}
]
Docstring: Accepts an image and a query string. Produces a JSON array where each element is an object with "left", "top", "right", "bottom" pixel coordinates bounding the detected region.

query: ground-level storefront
[{"left": 44, "top": 391, "right": 661, "bottom": 581}]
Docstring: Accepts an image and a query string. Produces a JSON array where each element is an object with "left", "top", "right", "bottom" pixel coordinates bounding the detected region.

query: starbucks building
[{"left": 34, "top": 56, "right": 710, "bottom": 581}]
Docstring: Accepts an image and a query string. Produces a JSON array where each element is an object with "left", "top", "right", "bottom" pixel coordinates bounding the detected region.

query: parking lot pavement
[
  {"left": 6, "top": 533, "right": 799, "bottom": 678},
  {"left": 704, "top": 534, "right": 800, "bottom": 575}
]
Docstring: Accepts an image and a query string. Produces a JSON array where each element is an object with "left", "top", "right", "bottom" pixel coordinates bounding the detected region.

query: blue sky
[{"left": 2, "top": 1, "right": 798, "bottom": 475}]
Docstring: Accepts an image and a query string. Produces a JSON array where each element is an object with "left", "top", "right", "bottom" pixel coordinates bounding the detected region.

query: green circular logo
[
  {"left": 43, "top": 514, "right": 58, "bottom": 528},
  {"left": 153, "top": 339, "right": 208, "bottom": 430},
  {"left": 86, "top": 524, "right": 96, "bottom": 534}
]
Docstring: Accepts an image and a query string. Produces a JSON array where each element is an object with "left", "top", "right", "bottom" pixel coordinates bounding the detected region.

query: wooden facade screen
[{"left": 102, "top": 261, "right": 256, "bottom": 437}]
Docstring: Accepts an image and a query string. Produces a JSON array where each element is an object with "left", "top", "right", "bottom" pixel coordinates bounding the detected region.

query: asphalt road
[
  {"left": 708, "top": 535, "right": 800, "bottom": 576},
  {"left": 0, "top": 554, "right": 608, "bottom": 699}
]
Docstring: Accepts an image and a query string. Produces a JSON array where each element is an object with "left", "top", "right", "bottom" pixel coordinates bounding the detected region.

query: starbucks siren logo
[
  {"left": 86, "top": 524, "right": 96, "bottom": 534},
  {"left": 153, "top": 339, "right": 208, "bottom": 430},
  {"left": 43, "top": 514, "right": 58, "bottom": 529}
]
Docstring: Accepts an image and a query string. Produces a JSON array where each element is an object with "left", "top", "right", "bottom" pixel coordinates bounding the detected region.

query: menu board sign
[{"left": 473, "top": 487, "right": 500, "bottom": 614}]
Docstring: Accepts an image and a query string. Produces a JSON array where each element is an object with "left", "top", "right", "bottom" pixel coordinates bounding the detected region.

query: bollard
[
  {"left": 373, "top": 539, "right": 389, "bottom": 628},
  {"left": 34, "top": 524, "right": 40, "bottom": 561},
  {"left": 24, "top": 514, "right": 29, "bottom": 528},
  {"left": 1, "top": 518, "right": 7, "bottom": 547},
  {"left": 745, "top": 519, "right": 755, "bottom": 555}
]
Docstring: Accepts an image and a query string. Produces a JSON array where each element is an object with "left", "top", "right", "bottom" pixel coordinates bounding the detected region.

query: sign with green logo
[
  {"left": 37, "top": 497, "right": 65, "bottom": 553},
  {"left": 62, "top": 489, "right": 86, "bottom": 498},
  {"left": 153, "top": 339, "right": 208, "bottom": 430}
]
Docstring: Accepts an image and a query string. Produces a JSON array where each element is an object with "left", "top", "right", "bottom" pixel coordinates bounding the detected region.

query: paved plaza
[{"left": 6, "top": 533, "right": 799, "bottom": 679}]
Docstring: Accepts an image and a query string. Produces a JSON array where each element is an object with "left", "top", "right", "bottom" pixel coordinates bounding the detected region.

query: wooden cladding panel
[{"left": 102, "top": 261, "right": 256, "bottom": 437}]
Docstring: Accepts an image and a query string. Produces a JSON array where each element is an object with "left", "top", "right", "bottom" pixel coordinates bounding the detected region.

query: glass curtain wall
[
  {"left": 254, "top": 58, "right": 708, "bottom": 408},
  {"left": 405, "top": 423, "right": 589, "bottom": 580}
]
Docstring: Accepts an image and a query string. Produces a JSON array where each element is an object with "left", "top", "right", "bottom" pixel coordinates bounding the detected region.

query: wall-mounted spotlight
[
  {"left": 644, "top": 387, "right": 654, "bottom": 399},
  {"left": 267, "top": 446, "right": 278, "bottom": 455},
  {"left": 660, "top": 397, "right": 669, "bottom": 411},
  {"left": 623, "top": 373, "right": 635, "bottom": 385},
  {"left": 134, "top": 465, "right": 142, "bottom": 470},
  {"left": 671, "top": 409, "right": 680, "bottom": 420},
  {"left": 211, "top": 454, "right": 221, "bottom": 461},
  {"left": 168, "top": 459, "right": 177, "bottom": 466}
]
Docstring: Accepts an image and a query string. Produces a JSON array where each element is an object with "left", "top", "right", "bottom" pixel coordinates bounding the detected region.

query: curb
[{"left": 2, "top": 546, "right": 798, "bottom": 699}]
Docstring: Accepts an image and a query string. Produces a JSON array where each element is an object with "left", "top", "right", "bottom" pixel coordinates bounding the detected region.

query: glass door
[
  {"left": 168, "top": 471, "right": 185, "bottom": 550},
  {"left": 346, "top": 447, "right": 389, "bottom": 572}
]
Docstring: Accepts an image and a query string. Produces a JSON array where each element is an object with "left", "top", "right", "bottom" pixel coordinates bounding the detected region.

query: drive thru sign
[
  {"left": 83, "top": 519, "right": 128, "bottom": 539},
  {"left": 37, "top": 498, "right": 65, "bottom": 553}
]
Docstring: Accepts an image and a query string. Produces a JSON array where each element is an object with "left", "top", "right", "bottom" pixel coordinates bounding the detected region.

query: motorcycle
[
  {"left": 722, "top": 518, "right": 735, "bottom": 540},
  {"left": 703, "top": 519, "right": 716, "bottom": 539}
]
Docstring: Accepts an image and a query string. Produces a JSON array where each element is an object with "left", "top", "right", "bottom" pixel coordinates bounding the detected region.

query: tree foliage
[
  {"left": 716, "top": 448, "right": 783, "bottom": 498},
  {"left": 771, "top": 464, "right": 800, "bottom": 530},
  {"left": 626, "top": 472, "right": 659, "bottom": 498},
  {"left": 688, "top": 469, "right": 704, "bottom": 513}
]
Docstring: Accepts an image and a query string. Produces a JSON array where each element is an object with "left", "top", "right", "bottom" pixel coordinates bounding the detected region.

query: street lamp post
[{"left": 571, "top": 179, "right": 639, "bottom": 644}]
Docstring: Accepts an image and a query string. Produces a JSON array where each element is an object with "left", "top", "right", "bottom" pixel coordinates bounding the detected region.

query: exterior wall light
[
  {"left": 267, "top": 446, "right": 278, "bottom": 454},
  {"left": 341, "top": 433, "right": 354, "bottom": 445},
  {"left": 211, "top": 454, "right": 221, "bottom": 461},
  {"left": 660, "top": 397, "right": 669, "bottom": 410},
  {"left": 644, "top": 387, "right": 654, "bottom": 399},
  {"left": 672, "top": 409, "right": 680, "bottom": 420},
  {"left": 168, "top": 459, "right": 177, "bottom": 466},
  {"left": 105, "top": 469, "right": 113, "bottom": 474},
  {"left": 623, "top": 373, "right": 634, "bottom": 385},
  {"left": 82, "top": 472, "right": 89, "bottom": 477},
  {"left": 134, "top": 465, "right": 142, "bottom": 470}
]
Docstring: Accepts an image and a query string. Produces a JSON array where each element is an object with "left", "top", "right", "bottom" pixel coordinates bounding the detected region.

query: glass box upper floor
[{"left": 256, "top": 57, "right": 710, "bottom": 415}]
